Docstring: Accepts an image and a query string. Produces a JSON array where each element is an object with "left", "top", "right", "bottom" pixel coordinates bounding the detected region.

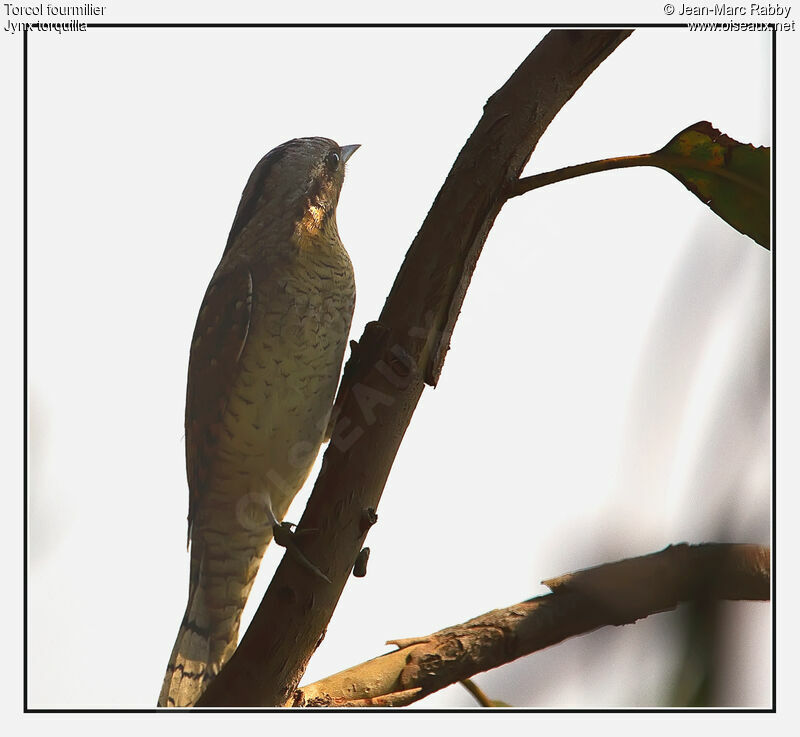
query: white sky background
[{"left": 6, "top": 0, "right": 797, "bottom": 725}]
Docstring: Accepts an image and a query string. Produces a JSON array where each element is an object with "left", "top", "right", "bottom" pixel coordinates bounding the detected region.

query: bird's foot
[{"left": 272, "top": 521, "right": 331, "bottom": 584}]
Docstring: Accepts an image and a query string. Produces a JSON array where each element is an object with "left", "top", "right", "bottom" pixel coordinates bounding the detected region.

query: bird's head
[{"left": 225, "top": 137, "right": 359, "bottom": 255}]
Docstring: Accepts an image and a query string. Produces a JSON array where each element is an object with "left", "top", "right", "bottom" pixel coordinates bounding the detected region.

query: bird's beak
[{"left": 340, "top": 144, "right": 360, "bottom": 163}]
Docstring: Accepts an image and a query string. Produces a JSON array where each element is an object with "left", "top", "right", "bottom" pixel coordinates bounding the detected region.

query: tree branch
[
  {"left": 197, "top": 29, "right": 634, "bottom": 708},
  {"left": 294, "top": 543, "right": 770, "bottom": 707},
  {"left": 511, "top": 154, "right": 655, "bottom": 197}
]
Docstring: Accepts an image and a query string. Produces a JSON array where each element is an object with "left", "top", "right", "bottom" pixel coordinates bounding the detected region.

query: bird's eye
[{"left": 325, "top": 151, "right": 341, "bottom": 171}]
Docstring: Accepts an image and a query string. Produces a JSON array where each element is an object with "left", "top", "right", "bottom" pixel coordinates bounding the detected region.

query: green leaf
[{"left": 652, "top": 121, "right": 770, "bottom": 249}]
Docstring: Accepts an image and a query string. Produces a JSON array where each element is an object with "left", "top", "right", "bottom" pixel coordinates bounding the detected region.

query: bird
[{"left": 158, "top": 137, "right": 358, "bottom": 707}]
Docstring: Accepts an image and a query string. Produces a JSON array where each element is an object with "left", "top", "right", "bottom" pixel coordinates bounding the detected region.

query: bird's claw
[{"left": 272, "top": 522, "right": 331, "bottom": 584}]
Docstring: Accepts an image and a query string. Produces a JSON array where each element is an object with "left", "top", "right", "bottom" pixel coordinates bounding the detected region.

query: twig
[{"left": 460, "top": 679, "right": 495, "bottom": 708}]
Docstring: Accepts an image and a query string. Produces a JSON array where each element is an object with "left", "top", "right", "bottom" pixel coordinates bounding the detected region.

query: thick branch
[
  {"left": 379, "top": 29, "right": 634, "bottom": 386},
  {"left": 197, "top": 29, "right": 633, "bottom": 708},
  {"left": 295, "top": 543, "right": 770, "bottom": 707}
]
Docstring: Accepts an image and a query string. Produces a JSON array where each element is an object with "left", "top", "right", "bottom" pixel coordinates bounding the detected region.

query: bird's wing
[{"left": 184, "top": 264, "right": 254, "bottom": 547}]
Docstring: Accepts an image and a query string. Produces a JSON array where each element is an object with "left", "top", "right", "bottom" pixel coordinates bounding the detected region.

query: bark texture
[{"left": 296, "top": 543, "right": 770, "bottom": 707}]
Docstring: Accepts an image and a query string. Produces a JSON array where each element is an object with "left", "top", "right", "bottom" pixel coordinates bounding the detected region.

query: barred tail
[
  {"left": 158, "top": 531, "right": 270, "bottom": 707},
  {"left": 157, "top": 603, "right": 226, "bottom": 707}
]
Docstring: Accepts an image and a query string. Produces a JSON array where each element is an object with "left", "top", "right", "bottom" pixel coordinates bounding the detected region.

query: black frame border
[{"left": 21, "top": 21, "right": 778, "bottom": 715}]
